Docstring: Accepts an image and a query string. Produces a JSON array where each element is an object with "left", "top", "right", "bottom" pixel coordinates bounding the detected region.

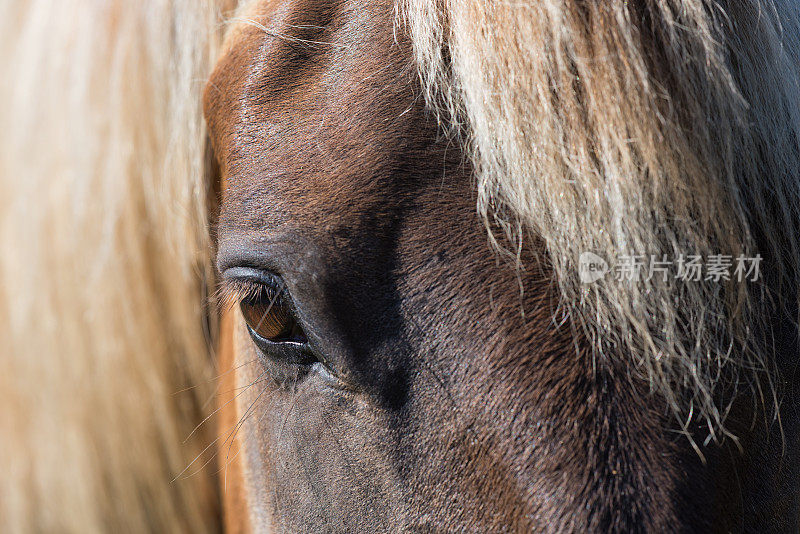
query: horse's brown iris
[{"left": 240, "top": 292, "right": 305, "bottom": 343}]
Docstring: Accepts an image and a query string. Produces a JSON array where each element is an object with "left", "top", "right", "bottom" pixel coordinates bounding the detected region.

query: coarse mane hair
[
  {"left": 0, "top": 0, "right": 230, "bottom": 530},
  {"left": 400, "top": 0, "right": 800, "bottom": 433}
]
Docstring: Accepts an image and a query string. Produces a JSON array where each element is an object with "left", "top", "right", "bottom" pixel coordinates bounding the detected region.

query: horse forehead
[{"left": 206, "top": 0, "right": 415, "bottom": 235}]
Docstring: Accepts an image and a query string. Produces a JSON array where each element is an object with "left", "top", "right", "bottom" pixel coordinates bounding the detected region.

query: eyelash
[{"left": 218, "top": 276, "right": 286, "bottom": 312}]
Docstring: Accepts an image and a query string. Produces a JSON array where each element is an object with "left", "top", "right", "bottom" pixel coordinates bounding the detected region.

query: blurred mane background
[{"left": 0, "top": 1, "right": 229, "bottom": 531}]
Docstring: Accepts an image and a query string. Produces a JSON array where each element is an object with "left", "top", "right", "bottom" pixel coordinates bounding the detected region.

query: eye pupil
[{"left": 240, "top": 293, "right": 305, "bottom": 343}]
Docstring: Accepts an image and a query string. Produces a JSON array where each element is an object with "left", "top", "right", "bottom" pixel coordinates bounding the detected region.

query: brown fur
[{"left": 205, "top": 0, "right": 800, "bottom": 531}]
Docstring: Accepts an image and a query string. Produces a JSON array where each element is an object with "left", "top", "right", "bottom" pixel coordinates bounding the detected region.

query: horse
[{"left": 3, "top": 0, "right": 800, "bottom": 532}]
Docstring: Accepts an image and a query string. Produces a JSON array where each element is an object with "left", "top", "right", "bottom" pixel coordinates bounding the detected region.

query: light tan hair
[
  {"left": 0, "top": 1, "right": 227, "bottom": 530},
  {"left": 401, "top": 0, "right": 800, "bottom": 433}
]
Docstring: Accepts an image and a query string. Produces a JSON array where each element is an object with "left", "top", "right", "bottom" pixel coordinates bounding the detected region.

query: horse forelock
[{"left": 401, "top": 0, "right": 800, "bottom": 433}]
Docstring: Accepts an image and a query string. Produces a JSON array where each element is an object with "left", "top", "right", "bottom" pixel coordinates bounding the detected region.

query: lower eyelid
[
  {"left": 247, "top": 324, "right": 315, "bottom": 363},
  {"left": 310, "top": 362, "right": 356, "bottom": 392}
]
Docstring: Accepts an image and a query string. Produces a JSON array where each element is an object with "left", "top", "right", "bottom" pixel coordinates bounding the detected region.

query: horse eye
[{"left": 240, "top": 292, "right": 307, "bottom": 343}]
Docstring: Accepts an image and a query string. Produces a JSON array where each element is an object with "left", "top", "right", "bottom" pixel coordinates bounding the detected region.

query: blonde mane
[
  {"left": 401, "top": 0, "right": 800, "bottom": 432},
  {"left": 0, "top": 1, "right": 229, "bottom": 530}
]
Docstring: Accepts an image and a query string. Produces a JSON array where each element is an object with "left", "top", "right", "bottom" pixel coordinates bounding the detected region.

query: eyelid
[{"left": 223, "top": 266, "right": 284, "bottom": 287}]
